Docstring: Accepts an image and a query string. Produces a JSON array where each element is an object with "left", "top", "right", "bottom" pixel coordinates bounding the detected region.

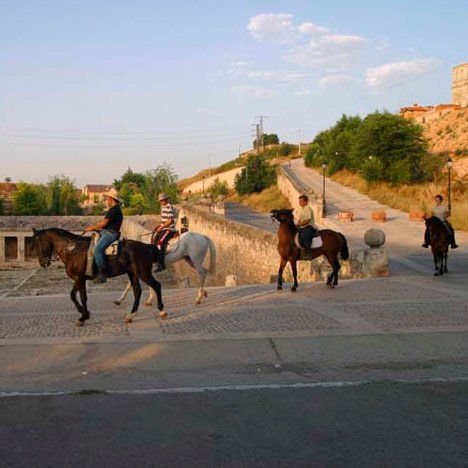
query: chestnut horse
[
  {"left": 32, "top": 228, "right": 166, "bottom": 325},
  {"left": 424, "top": 216, "right": 450, "bottom": 276},
  {"left": 270, "top": 209, "right": 349, "bottom": 291}
]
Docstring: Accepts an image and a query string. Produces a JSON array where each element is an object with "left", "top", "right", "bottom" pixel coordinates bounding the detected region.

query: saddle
[{"left": 294, "top": 230, "right": 323, "bottom": 261}]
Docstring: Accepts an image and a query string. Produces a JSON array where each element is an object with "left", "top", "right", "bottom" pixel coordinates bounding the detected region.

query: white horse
[{"left": 114, "top": 231, "right": 216, "bottom": 306}]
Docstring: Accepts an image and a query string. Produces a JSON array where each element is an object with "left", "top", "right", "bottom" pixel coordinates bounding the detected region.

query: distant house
[
  {"left": 81, "top": 184, "right": 113, "bottom": 208},
  {"left": 0, "top": 183, "right": 18, "bottom": 214}
]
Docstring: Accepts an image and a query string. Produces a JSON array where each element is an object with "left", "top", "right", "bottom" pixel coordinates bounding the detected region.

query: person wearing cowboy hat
[
  {"left": 85, "top": 187, "right": 123, "bottom": 283},
  {"left": 153, "top": 192, "right": 176, "bottom": 272}
]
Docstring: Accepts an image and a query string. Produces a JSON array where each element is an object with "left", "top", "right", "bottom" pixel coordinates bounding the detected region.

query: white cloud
[
  {"left": 294, "top": 88, "right": 311, "bottom": 96},
  {"left": 246, "top": 71, "right": 307, "bottom": 82},
  {"left": 366, "top": 58, "right": 441, "bottom": 89},
  {"left": 230, "top": 85, "right": 277, "bottom": 99},
  {"left": 247, "top": 13, "right": 297, "bottom": 43},
  {"left": 318, "top": 74, "right": 354, "bottom": 87},
  {"left": 283, "top": 34, "right": 367, "bottom": 68},
  {"left": 298, "top": 22, "right": 330, "bottom": 36}
]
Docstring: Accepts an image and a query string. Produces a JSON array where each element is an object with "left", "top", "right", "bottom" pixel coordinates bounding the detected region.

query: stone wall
[{"left": 177, "top": 204, "right": 389, "bottom": 287}]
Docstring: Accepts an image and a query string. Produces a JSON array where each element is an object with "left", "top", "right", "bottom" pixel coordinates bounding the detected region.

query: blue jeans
[{"left": 94, "top": 230, "right": 119, "bottom": 269}]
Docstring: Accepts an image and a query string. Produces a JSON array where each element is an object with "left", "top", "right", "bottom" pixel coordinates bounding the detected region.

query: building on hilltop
[
  {"left": 400, "top": 62, "right": 467, "bottom": 123},
  {"left": 452, "top": 62, "right": 468, "bottom": 107},
  {"left": 81, "top": 184, "right": 113, "bottom": 208}
]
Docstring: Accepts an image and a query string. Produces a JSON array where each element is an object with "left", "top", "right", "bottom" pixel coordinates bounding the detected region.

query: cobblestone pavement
[{"left": 1, "top": 268, "right": 466, "bottom": 343}]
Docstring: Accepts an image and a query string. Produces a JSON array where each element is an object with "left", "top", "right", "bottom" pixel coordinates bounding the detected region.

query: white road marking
[{"left": 1, "top": 376, "right": 467, "bottom": 398}]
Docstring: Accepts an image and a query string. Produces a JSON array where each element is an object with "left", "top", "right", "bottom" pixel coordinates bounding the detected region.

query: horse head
[
  {"left": 270, "top": 209, "right": 294, "bottom": 225},
  {"left": 32, "top": 228, "right": 54, "bottom": 268}
]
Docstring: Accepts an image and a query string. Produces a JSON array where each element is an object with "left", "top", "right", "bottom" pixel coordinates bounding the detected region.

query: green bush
[
  {"left": 278, "top": 142, "right": 294, "bottom": 157},
  {"left": 209, "top": 177, "right": 229, "bottom": 199},
  {"left": 360, "top": 158, "right": 384, "bottom": 182},
  {"left": 13, "top": 183, "right": 47, "bottom": 215},
  {"left": 235, "top": 155, "right": 276, "bottom": 196}
]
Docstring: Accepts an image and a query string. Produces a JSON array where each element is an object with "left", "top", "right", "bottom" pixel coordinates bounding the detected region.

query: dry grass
[
  {"left": 331, "top": 169, "right": 468, "bottom": 231},
  {"left": 227, "top": 185, "right": 292, "bottom": 213}
]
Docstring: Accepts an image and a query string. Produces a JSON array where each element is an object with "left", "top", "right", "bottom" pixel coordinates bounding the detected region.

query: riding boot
[
  {"left": 422, "top": 228, "right": 430, "bottom": 248},
  {"left": 93, "top": 265, "right": 107, "bottom": 284},
  {"left": 449, "top": 228, "right": 458, "bottom": 249}
]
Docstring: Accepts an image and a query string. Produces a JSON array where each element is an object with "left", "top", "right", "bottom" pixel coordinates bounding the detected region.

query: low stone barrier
[{"left": 177, "top": 204, "right": 389, "bottom": 286}]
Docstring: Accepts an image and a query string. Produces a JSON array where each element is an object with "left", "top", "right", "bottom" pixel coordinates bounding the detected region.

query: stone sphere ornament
[{"left": 364, "top": 228, "right": 386, "bottom": 248}]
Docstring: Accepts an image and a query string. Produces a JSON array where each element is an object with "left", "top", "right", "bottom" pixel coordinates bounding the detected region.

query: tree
[
  {"left": 235, "top": 155, "right": 276, "bottom": 196},
  {"left": 4, "top": 177, "right": 12, "bottom": 183},
  {"left": 45, "top": 176, "right": 82, "bottom": 215},
  {"left": 209, "top": 177, "right": 229, "bottom": 199},
  {"left": 350, "top": 111, "right": 428, "bottom": 182},
  {"left": 114, "top": 167, "right": 146, "bottom": 191},
  {"left": 141, "top": 164, "right": 179, "bottom": 213},
  {"left": 13, "top": 183, "right": 47, "bottom": 215},
  {"left": 254, "top": 133, "right": 280, "bottom": 148}
]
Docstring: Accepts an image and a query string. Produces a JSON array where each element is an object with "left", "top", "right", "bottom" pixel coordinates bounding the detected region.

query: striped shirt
[{"left": 161, "top": 203, "right": 176, "bottom": 229}]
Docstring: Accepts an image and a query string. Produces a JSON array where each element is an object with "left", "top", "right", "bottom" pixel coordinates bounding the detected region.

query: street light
[
  {"left": 446, "top": 157, "right": 453, "bottom": 211},
  {"left": 321, "top": 162, "right": 328, "bottom": 215}
]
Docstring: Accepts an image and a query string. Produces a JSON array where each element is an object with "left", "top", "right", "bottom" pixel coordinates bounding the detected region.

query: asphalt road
[{"left": 1, "top": 381, "right": 466, "bottom": 468}]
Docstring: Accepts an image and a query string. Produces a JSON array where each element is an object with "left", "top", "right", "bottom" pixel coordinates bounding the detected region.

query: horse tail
[
  {"left": 206, "top": 236, "right": 217, "bottom": 274},
  {"left": 339, "top": 233, "right": 349, "bottom": 260}
]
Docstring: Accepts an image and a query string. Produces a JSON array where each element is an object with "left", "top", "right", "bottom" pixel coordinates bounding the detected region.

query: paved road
[
  {"left": 224, "top": 202, "right": 277, "bottom": 233},
  {"left": 2, "top": 381, "right": 467, "bottom": 467}
]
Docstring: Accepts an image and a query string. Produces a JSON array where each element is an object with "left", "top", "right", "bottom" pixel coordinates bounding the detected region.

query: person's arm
[
  {"left": 85, "top": 218, "right": 109, "bottom": 232},
  {"left": 296, "top": 206, "right": 312, "bottom": 227}
]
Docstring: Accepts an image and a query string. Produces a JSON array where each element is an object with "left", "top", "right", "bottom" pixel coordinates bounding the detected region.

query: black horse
[
  {"left": 32, "top": 228, "right": 166, "bottom": 325},
  {"left": 424, "top": 216, "right": 450, "bottom": 276}
]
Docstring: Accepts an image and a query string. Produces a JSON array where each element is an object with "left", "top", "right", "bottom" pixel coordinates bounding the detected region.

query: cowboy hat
[
  {"left": 103, "top": 187, "right": 122, "bottom": 203},
  {"left": 158, "top": 192, "right": 169, "bottom": 202}
]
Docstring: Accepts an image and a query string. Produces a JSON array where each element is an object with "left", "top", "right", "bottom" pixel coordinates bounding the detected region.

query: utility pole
[
  {"left": 297, "top": 129, "right": 301, "bottom": 156},
  {"left": 255, "top": 115, "right": 268, "bottom": 152}
]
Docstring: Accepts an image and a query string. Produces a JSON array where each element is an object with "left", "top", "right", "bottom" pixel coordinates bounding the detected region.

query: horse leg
[
  {"left": 332, "top": 258, "right": 341, "bottom": 286},
  {"left": 194, "top": 263, "right": 208, "bottom": 304},
  {"left": 75, "top": 276, "right": 90, "bottom": 326},
  {"left": 290, "top": 259, "right": 298, "bottom": 292},
  {"left": 145, "top": 286, "right": 155, "bottom": 307},
  {"left": 141, "top": 273, "right": 166, "bottom": 319},
  {"left": 325, "top": 255, "right": 336, "bottom": 289},
  {"left": 114, "top": 280, "right": 131, "bottom": 306},
  {"left": 439, "top": 253, "right": 445, "bottom": 276},
  {"left": 124, "top": 272, "right": 142, "bottom": 323},
  {"left": 433, "top": 252, "right": 439, "bottom": 276},
  {"left": 277, "top": 257, "right": 287, "bottom": 291},
  {"left": 70, "top": 280, "right": 83, "bottom": 314}
]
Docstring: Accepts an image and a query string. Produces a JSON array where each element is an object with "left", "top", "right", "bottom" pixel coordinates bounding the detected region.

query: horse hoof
[
  {"left": 195, "top": 300, "right": 201, "bottom": 305},
  {"left": 203, "top": 290, "right": 208, "bottom": 298},
  {"left": 75, "top": 320, "right": 84, "bottom": 327},
  {"left": 124, "top": 315, "right": 133, "bottom": 323},
  {"left": 144, "top": 301, "right": 152, "bottom": 307},
  {"left": 277, "top": 286, "right": 282, "bottom": 291},
  {"left": 326, "top": 284, "right": 335, "bottom": 290},
  {"left": 434, "top": 272, "right": 439, "bottom": 277},
  {"left": 114, "top": 301, "right": 121, "bottom": 306},
  {"left": 291, "top": 287, "right": 297, "bottom": 292},
  {"left": 159, "top": 310, "right": 168, "bottom": 319}
]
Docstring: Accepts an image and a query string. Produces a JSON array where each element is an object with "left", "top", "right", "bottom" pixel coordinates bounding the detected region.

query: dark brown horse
[
  {"left": 424, "top": 216, "right": 450, "bottom": 276},
  {"left": 270, "top": 209, "right": 349, "bottom": 291},
  {"left": 32, "top": 228, "right": 166, "bottom": 325}
]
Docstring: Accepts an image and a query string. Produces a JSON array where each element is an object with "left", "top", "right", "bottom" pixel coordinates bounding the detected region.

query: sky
[{"left": 0, "top": 0, "right": 466, "bottom": 186}]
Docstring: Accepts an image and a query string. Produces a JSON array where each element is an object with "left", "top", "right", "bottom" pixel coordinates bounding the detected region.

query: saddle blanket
[{"left": 294, "top": 232, "right": 323, "bottom": 250}]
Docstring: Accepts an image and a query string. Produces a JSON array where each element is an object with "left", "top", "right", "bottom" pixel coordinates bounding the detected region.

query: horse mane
[
  {"left": 425, "top": 216, "right": 445, "bottom": 228},
  {"left": 39, "top": 227, "right": 86, "bottom": 241}
]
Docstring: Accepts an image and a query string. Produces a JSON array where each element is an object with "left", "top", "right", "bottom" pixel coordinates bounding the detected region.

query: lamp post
[
  {"left": 321, "top": 162, "right": 328, "bottom": 215},
  {"left": 446, "top": 157, "right": 453, "bottom": 211},
  {"left": 202, "top": 176, "right": 206, "bottom": 197}
]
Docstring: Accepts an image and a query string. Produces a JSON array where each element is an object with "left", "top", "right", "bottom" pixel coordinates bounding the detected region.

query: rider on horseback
[
  {"left": 422, "top": 194, "right": 458, "bottom": 249},
  {"left": 295, "top": 195, "right": 318, "bottom": 248},
  {"left": 154, "top": 193, "right": 177, "bottom": 272},
  {"left": 84, "top": 187, "right": 123, "bottom": 283}
]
